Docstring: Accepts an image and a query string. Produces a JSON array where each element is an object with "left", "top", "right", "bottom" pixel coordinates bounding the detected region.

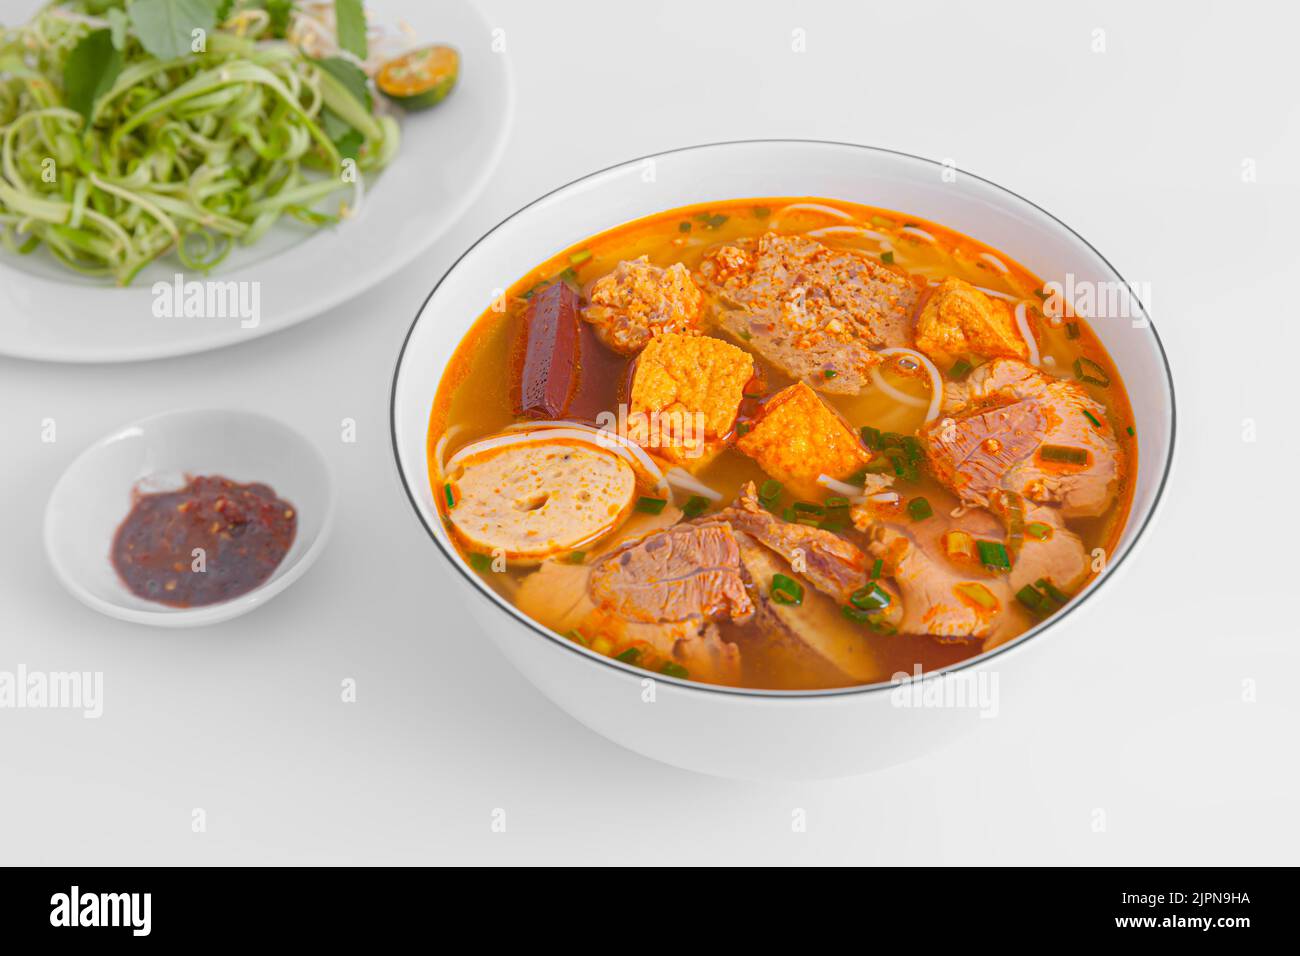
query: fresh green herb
[
  {"left": 752, "top": 205, "right": 771, "bottom": 217},
  {"left": 659, "top": 661, "right": 689, "bottom": 678},
  {"left": 266, "top": 0, "right": 294, "bottom": 38},
  {"left": 736, "top": 422, "right": 752, "bottom": 436},
  {"left": 635, "top": 496, "right": 667, "bottom": 515},
  {"left": 955, "top": 581, "right": 998, "bottom": 610},
  {"left": 1127, "top": 425, "right": 1135, "bottom": 436},
  {"left": 565, "top": 628, "right": 588, "bottom": 646},
  {"left": 569, "top": 249, "right": 592, "bottom": 265},
  {"left": 1035, "top": 578, "right": 1070, "bottom": 605},
  {"left": 949, "top": 358, "right": 973, "bottom": 381},
  {"left": 63, "top": 29, "right": 123, "bottom": 125},
  {"left": 782, "top": 507, "right": 797, "bottom": 522},
  {"left": 1016, "top": 585, "right": 1048, "bottom": 614},
  {"left": 771, "top": 574, "right": 804, "bottom": 606},
  {"left": 682, "top": 495, "right": 710, "bottom": 519},
  {"left": 793, "top": 501, "right": 825, "bottom": 516},
  {"left": 1040, "top": 444, "right": 1089, "bottom": 465},
  {"left": 1073, "top": 357, "right": 1111, "bottom": 387},
  {"left": 823, "top": 368, "right": 838, "bottom": 379},
  {"left": 1025, "top": 521, "right": 1052, "bottom": 540},
  {"left": 976, "top": 540, "right": 1010, "bottom": 570},
  {"left": 129, "top": 0, "right": 218, "bottom": 61},
  {"left": 907, "top": 497, "right": 933, "bottom": 521},
  {"left": 334, "top": 0, "right": 369, "bottom": 60},
  {"left": 842, "top": 605, "right": 875, "bottom": 624},
  {"left": 824, "top": 495, "right": 850, "bottom": 508},
  {"left": 850, "top": 582, "right": 891, "bottom": 611},
  {"left": 881, "top": 251, "right": 895, "bottom": 264},
  {"left": 870, "top": 558, "right": 883, "bottom": 580},
  {"left": 566, "top": 550, "right": 587, "bottom": 564},
  {"left": 444, "top": 482, "right": 455, "bottom": 508},
  {"left": 1082, "top": 408, "right": 1103, "bottom": 429},
  {"left": 468, "top": 552, "right": 492, "bottom": 572},
  {"left": 864, "top": 456, "right": 895, "bottom": 475},
  {"left": 695, "top": 212, "right": 728, "bottom": 229},
  {"left": 818, "top": 518, "right": 847, "bottom": 532},
  {"left": 679, "top": 221, "right": 691, "bottom": 233},
  {"left": 758, "top": 479, "right": 783, "bottom": 504},
  {"left": 558, "top": 266, "right": 581, "bottom": 289},
  {"left": 860, "top": 425, "right": 882, "bottom": 450},
  {"left": 616, "top": 647, "right": 642, "bottom": 664}
]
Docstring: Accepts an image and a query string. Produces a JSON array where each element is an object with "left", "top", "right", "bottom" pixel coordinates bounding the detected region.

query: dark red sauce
[{"left": 111, "top": 475, "right": 297, "bottom": 608}]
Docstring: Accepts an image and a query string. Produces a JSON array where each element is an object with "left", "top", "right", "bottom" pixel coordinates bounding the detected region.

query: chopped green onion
[
  {"left": 899, "top": 435, "right": 924, "bottom": 463},
  {"left": 1127, "top": 425, "right": 1135, "bottom": 436},
  {"left": 1035, "top": 578, "right": 1070, "bottom": 604},
  {"left": 864, "top": 456, "right": 895, "bottom": 474},
  {"left": 860, "top": 425, "right": 882, "bottom": 449},
  {"left": 1073, "top": 357, "right": 1111, "bottom": 387},
  {"left": 842, "top": 605, "right": 875, "bottom": 624},
  {"left": 881, "top": 251, "right": 894, "bottom": 264},
  {"left": 955, "top": 581, "right": 999, "bottom": 610},
  {"left": 850, "top": 582, "right": 891, "bottom": 611},
  {"left": 758, "top": 479, "right": 783, "bottom": 503},
  {"left": 870, "top": 558, "right": 883, "bottom": 580},
  {"left": 682, "top": 495, "right": 710, "bottom": 519},
  {"left": 679, "top": 221, "right": 691, "bottom": 233},
  {"left": 1016, "top": 585, "right": 1048, "bottom": 614},
  {"left": 793, "top": 501, "right": 825, "bottom": 516},
  {"left": 976, "top": 540, "right": 1011, "bottom": 570},
  {"left": 1040, "top": 444, "right": 1090, "bottom": 465},
  {"left": 565, "top": 629, "right": 589, "bottom": 646},
  {"left": 907, "top": 497, "right": 933, "bottom": 521},
  {"left": 659, "top": 661, "right": 689, "bottom": 678},
  {"left": 782, "top": 507, "right": 797, "bottom": 522},
  {"left": 825, "top": 495, "right": 850, "bottom": 508},
  {"left": 635, "top": 496, "right": 667, "bottom": 515},
  {"left": 444, "top": 482, "right": 455, "bottom": 508},
  {"left": 752, "top": 205, "right": 771, "bottom": 218},
  {"left": 558, "top": 266, "right": 580, "bottom": 287},
  {"left": 949, "top": 358, "right": 973, "bottom": 381},
  {"left": 1082, "top": 409, "right": 1103, "bottom": 428},
  {"left": 771, "top": 574, "right": 804, "bottom": 606},
  {"left": 566, "top": 550, "right": 587, "bottom": 564},
  {"left": 1025, "top": 521, "right": 1052, "bottom": 540},
  {"left": 468, "top": 552, "right": 492, "bottom": 572},
  {"left": 569, "top": 249, "right": 592, "bottom": 265},
  {"left": 818, "top": 519, "right": 847, "bottom": 532},
  {"left": 616, "top": 647, "right": 642, "bottom": 664},
  {"left": 823, "top": 368, "right": 838, "bottom": 379}
]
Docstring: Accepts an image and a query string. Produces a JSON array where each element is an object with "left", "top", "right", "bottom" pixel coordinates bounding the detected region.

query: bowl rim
[
  {"left": 389, "top": 138, "right": 1177, "bottom": 699},
  {"left": 43, "top": 406, "right": 336, "bottom": 628}
]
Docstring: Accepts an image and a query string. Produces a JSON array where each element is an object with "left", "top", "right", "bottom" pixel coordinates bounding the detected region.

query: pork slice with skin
[{"left": 923, "top": 358, "right": 1122, "bottom": 518}]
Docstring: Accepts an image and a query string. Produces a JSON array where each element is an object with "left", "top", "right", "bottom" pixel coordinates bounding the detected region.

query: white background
[{"left": 2, "top": 0, "right": 1297, "bottom": 864}]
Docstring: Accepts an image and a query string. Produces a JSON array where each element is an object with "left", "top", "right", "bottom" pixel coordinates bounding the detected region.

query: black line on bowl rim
[{"left": 388, "top": 138, "right": 1178, "bottom": 700}]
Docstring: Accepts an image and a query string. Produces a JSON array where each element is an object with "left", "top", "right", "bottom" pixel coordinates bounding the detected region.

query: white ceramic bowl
[
  {"left": 390, "top": 140, "right": 1176, "bottom": 780},
  {"left": 45, "top": 409, "right": 334, "bottom": 627}
]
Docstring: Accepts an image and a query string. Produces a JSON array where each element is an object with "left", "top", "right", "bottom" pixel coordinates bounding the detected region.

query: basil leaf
[
  {"left": 334, "top": 0, "right": 368, "bottom": 60},
  {"left": 313, "top": 55, "right": 372, "bottom": 112},
  {"left": 128, "top": 0, "right": 218, "bottom": 61},
  {"left": 63, "top": 28, "right": 123, "bottom": 125}
]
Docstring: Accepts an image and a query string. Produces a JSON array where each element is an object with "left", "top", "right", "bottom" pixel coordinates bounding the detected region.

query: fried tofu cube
[
  {"left": 735, "top": 382, "right": 873, "bottom": 497},
  {"left": 914, "top": 277, "right": 1029, "bottom": 364},
  {"left": 583, "top": 256, "right": 704, "bottom": 355},
  {"left": 629, "top": 333, "right": 753, "bottom": 467}
]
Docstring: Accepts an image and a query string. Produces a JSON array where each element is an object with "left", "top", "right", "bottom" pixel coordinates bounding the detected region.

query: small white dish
[
  {"left": 45, "top": 409, "right": 334, "bottom": 627},
  {"left": 0, "top": 0, "right": 514, "bottom": 363}
]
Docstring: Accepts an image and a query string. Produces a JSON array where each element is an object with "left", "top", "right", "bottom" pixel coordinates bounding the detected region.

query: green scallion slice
[
  {"left": 682, "top": 495, "right": 710, "bottom": 519},
  {"left": 907, "top": 497, "right": 933, "bottom": 521},
  {"left": 850, "top": 582, "right": 891, "bottom": 611},
  {"left": 569, "top": 249, "right": 592, "bottom": 265},
  {"left": 758, "top": 479, "right": 783, "bottom": 503},
  {"left": 616, "top": 647, "right": 642, "bottom": 664},
  {"left": 566, "top": 550, "right": 587, "bottom": 564},
  {"left": 881, "top": 251, "right": 895, "bottom": 264},
  {"left": 976, "top": 540, "right": 1011, "bottom": 570},
  {"left": 444, "top": 482, "right": 455, "bottom": 508},
  {"left": 1040, "top": 444, "right": 1089, "bottom": 465},
  {"left": 635, "top": 496, "right": 667, "bottom": 515},
  {"left": 1073, "top": 357, "right": 1110, "bottom": 387},
  {"left": 949, "top": 358, "right": 973, "bottom": 381},
  {"left": 860, "top": 425, "right": 882, "bottom": 449},
  {"left": 1025, "top": 521, "right": 1052, "bottom": 540},
  {"left": 659, "top": 661, "right": 689, "bottom": 678},
  {"left": 771, "top": 574, "right": 804, "bottom": 606},
  {"left": 1082, "top": 409, "right": 1103, "bottom": 428},
  {"left": 870, "top": 558, "right": 883, "bottom": 580},
  {"left": 793, "top": 501, "right": 825, "bottom": 516},
  {"left": 468, "top": 552, "right": 492, "bottom": 572}
]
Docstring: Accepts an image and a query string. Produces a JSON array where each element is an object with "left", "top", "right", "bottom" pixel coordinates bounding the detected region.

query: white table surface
[{"left": 2, "top": 0, "right": 1296, "bottom": 865}]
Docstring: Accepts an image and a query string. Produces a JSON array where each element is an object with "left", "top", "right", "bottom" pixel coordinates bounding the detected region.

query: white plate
[
  {"left": 45, "top": 408, "right": 334, "bottom": 627},
  {"left": 391, "top": 141, "right": 1177, "bottom": 778},
  {"left": 0, "top": 0, "right": 513, "bottom": 363}
]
